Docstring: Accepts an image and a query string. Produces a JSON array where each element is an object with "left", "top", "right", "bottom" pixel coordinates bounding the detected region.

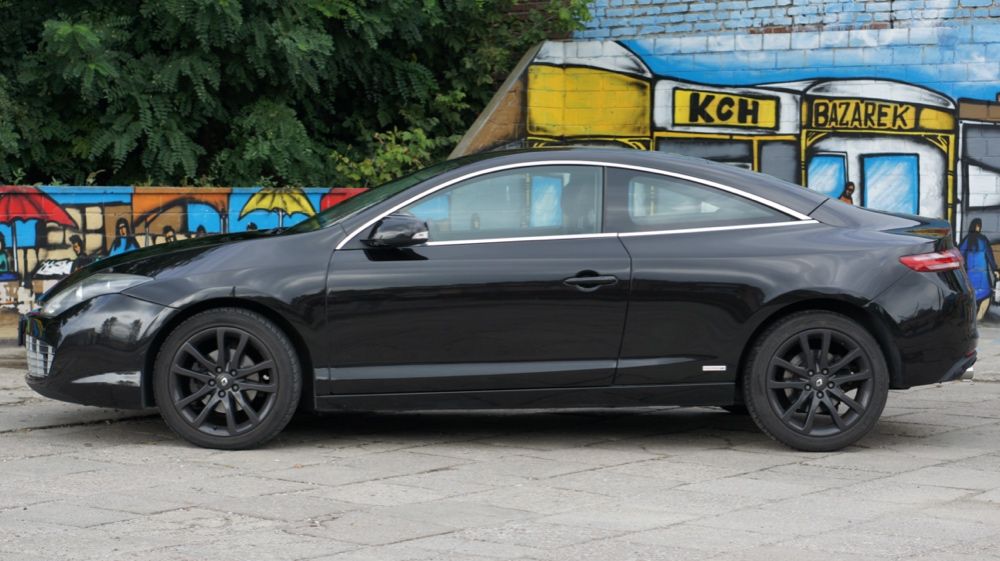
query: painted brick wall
[
  {"left": 0, "top": 185, "right": 365, "bottom": 316},
  {"left": 581, "top": 0, "right": 1000, "bottom": 38},
  {"left": 454, "top": 2, "right": 1000, "bottom": 313}
]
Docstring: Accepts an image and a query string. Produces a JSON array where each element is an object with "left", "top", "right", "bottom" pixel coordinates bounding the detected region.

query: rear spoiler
[
  {"left": 879, "top": 212, "right": 953, "bottom": 247},
  {"left": 809, "top": 200, "right": 953, "bottom": 247}
]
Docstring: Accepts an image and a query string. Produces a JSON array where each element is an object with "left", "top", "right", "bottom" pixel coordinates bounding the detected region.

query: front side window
[
  {"left": 606, "top": 168, "right": 792, "bottom": 233},
  {"left": 286, "top": 153, "right": 494, "bottom": 234},
  {"left": 403, "top": 166, "right": 603, "bottom": 242}
]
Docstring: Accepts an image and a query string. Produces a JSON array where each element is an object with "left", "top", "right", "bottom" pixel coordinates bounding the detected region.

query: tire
[
  {"left": 743, "top": 311, "right": 889, "bottom": 452},
  {"left": 153, "top": 308, "right": 302, "bottom": 450}
]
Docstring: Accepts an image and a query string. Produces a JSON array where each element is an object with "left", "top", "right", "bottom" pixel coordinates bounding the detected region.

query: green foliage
[
  {"left": 333, "top": 127, "right": 459, "bottom": 188},
  {"left": 210, "top": 100, "right": 328, "bottom": 186},
  {"left": 0, "top": 76, "right": 23, "bottom": 182},
  {"left": 0, "top": 0, "right": 589, "bottom": 186}
]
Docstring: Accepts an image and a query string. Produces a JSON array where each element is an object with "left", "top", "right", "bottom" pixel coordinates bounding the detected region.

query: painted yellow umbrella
[{"left": 239, "top": 187, "right": 315, "bottom": 228}]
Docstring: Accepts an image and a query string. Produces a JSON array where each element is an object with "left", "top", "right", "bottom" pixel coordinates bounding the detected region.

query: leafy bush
[{"left": 0, "top": 0, "right": 588, "bottom": 187}]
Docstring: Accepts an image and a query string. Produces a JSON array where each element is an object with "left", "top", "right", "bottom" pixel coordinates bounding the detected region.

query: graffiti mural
[
  {"left": 0, "top": 185, "right": 366, "bottom": 318},
  {"left": 454, "top": 37, "right": 1000, "bottom": 317}
]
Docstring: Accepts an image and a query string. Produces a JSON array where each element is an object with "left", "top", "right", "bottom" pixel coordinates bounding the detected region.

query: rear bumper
[
  {"left": 869, "top": 268, "right": 978, "bottom": 389},
  {"left": 939, "top": 352, "right": 976, "bottom": 383},
  {"left": 22, "top": 293, "right": 172, "bottom": 409}
]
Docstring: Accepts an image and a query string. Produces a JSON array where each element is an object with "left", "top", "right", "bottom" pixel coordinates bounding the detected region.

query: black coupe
[{"left": 23, "top": 148, "right": 977, "bottom": 451}]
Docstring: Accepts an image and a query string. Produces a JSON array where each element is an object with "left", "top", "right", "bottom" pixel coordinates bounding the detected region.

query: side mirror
[{"left": 363, "top": 213, "right": 429, "bottom": 248}]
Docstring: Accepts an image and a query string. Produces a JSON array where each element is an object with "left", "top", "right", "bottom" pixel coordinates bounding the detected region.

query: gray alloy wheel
[
  {"left": 153, "top": 308, "right": 301, "bottom": 450},
  {"left": 744, "top": 311, "right": 889, "bottom": 452}
]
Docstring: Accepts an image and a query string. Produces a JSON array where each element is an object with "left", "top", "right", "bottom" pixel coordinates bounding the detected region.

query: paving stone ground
[{"left": 2, "top": 327, "right": 1000, "bottom": 560}]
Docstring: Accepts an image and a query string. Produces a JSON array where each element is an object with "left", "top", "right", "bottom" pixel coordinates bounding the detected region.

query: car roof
[{"left": 444, "top": 148, "right": 830, "bottom": 217}]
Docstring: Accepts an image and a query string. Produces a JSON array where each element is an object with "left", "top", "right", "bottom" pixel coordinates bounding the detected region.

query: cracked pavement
[{"left": 2, "top": 328, "right": 1000, "bottom": 561}]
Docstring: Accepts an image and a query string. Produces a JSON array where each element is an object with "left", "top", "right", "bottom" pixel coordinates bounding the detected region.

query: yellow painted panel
[
  {"left": 527, "top": 65, "right": 650, "bottom": 137},
  {"left": 918, "top": 107, "right": 955, "bottom": 131},
  {"left": 673, "top": 88, "right": 778, "bottom": 129}
]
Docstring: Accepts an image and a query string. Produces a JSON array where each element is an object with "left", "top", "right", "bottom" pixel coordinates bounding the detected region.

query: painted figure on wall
[
  {"left": 0, "top": 232, "right": 19, "bottom": 282},
  {"left": 108, "top": 218, "right": 140, "bottom": 257},
  {"left": 162, "top": 225, "right": 177, "bottom": 243},
  {"left": 959, "top": 218, "right": 998, "bottom": 320},
  {"left": 194, "top": 225, "right": 207, "bottom": 238},
  {"left": 839, "top": 182, "right": 856, "bottom": 205},
  {"left": 69, "top": 235, "right": 94, "bottom": 272},
  {"left": 0, "top": 232, "right": 10, "bottom": 273}
]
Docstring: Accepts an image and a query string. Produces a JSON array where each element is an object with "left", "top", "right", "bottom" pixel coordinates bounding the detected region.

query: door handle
[{"left": 563, "top": 274, "right": 618, "bottom": 292}]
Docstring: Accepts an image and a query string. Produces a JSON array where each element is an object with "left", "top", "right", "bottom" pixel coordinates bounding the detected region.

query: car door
[
  {"left": 321, "top": 164, "right": 631, "bottom": 394},
  {"left": 606, "top": 166, "right": 812, "bottom": 386}
]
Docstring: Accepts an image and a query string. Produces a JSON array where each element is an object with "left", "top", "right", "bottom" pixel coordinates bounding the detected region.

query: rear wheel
[
  {"left": 743, "top": 311, "right": 888, "bottom": 452},
  {"left": 153, "top": 308, "right": 301, "bottom": 450}
]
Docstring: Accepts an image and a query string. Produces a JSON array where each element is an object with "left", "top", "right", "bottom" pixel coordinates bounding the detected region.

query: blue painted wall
[{"left": 580, "top": 0, "right": 1000, "bottom": 39}]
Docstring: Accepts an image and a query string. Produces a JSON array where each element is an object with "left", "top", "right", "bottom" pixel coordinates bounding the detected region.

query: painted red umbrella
[{"left": 0, "top": 186, "right": 77, "bottom": 273}]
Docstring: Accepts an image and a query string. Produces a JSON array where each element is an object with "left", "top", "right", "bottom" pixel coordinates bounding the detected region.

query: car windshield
[{"left": 286, "top": 155, "right": 485, "bottom": 234}]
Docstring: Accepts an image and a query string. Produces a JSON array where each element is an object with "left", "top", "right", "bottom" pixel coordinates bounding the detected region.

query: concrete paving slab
[
  {"left": 1, "top": 334, "right": 1000, "bottom": 560},
  {"left": 454, "top": 520, "right": 625, "bottom": 550}
]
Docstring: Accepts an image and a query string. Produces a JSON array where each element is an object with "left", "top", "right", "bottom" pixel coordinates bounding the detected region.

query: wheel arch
[
  {"left": 733, "top": 298, "right": 902, "bottom": 402},
  {"left": 142, "top": 297, "right": 315, "bottom": 409}
]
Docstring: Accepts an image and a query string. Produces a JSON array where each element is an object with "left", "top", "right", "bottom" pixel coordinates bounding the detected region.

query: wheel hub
[
  {"left": 811, "top": 375, "right": 827, "bottom": 390},
  {"left": 169, "top": 326, "right": 279, "bottom": 437}
]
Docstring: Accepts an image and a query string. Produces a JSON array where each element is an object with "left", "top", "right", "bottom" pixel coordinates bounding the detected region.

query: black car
[{"left": 22, "top": 148, "right": 976, "bottom": 451}]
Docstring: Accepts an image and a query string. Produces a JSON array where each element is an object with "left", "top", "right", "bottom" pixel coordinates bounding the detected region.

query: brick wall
[
  {"left": 581, "top": 0, "right": 1000, "bottom": 38},
  {"left": 0, "top": 185, "right": 365, "bottom": 313},
  {"left": 454, "top": 2, "right": 1000, "bottom": 286}
]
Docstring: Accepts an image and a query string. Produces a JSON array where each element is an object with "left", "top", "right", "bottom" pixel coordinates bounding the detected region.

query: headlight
[{"left": 40, "top": 273, "right": 152, "bottom": 317}]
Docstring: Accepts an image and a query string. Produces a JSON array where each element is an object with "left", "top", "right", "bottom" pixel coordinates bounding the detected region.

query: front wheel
[
  {"left": 743, "top": 311, "right": 889, "bottom": 452},
  {"left": 153, "top": 308, "right": 301, "bottom": 450}
]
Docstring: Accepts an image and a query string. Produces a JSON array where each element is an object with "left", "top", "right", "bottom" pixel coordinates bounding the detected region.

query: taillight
[{"left": 899, "top": 247, "right": 963, "bottom": 272}]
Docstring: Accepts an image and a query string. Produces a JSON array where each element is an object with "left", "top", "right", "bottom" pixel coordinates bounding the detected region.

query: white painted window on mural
[
  {"left": 967, "top": 164, "right": 1000, "bottom": 209},
  {"left": 862, "top": 154, "right": 919, "bottom": 215},
  {"left": 806, "top": 154, "right": 847, "bottom": 199}
]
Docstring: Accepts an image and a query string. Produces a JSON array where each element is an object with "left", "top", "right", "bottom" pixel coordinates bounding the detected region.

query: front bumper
[{"left": 22, "top": 293, "right": 173, "bottom": 409}]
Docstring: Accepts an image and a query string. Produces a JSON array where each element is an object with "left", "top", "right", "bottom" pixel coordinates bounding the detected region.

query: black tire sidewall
[
  {"left": 153, "top": 308, "right": 301, "bottom": 450},
  {"left": 744, "top": 312, "right": 889, "bottom": 452}
]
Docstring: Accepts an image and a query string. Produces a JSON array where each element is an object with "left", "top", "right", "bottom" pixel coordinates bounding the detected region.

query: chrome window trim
[
  {"left": 426, "top": 232, "right": 618, "bottom": 247},
  {"left": 336, "top": 159, "right": 816, "bottom": 250},
  {"left": 617, "top": 220, "right": 819, "bottom": 238},
  {"left": 423, "top": 221, "right": 819, "bottom": 246}
]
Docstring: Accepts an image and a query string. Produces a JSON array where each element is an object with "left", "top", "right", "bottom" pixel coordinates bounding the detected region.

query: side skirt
[{"left": 314, "top": 383, "right": 734, "bottom": 412}]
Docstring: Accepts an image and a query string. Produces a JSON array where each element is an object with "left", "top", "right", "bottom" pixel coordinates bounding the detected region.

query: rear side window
[{"left": 605, "top": 168, "right": 792, "bottom": 233}]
